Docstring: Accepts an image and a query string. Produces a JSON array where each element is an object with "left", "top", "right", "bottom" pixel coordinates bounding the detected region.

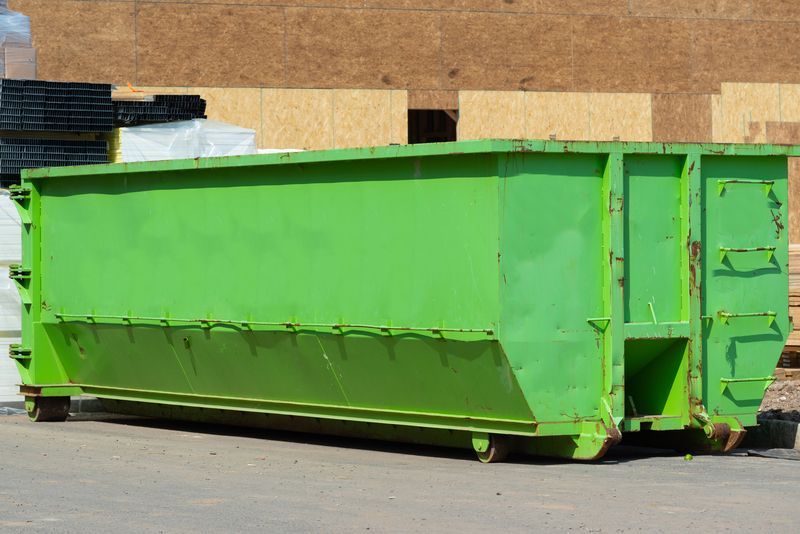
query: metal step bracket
[
  {"left": 717, "top": 310, "right": 777, "bottom": 326},
  {"left": 717, "top": 179, "right": 774, "bottom": 196},
  {"left": 719, "top": 246, "right": 776, "bottom": 262}
]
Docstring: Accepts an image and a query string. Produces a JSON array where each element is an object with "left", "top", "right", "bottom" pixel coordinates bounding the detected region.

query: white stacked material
[
  {"left": 0, "top": 1, "right": 36, "bottom": 79},
  {"left": 0, "top": 189, "right": 21, "bottom": 403},
  {"left": 113, "top": 119, "right": 257, "bottom": 163}
]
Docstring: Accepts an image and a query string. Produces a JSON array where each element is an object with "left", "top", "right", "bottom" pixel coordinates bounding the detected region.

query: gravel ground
[{"left": 760, "top": 379, "right": 800, "bottom": 421}]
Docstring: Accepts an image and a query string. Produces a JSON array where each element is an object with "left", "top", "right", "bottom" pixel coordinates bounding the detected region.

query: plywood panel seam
[
  {"left": 122, "top": 85, "right": 722, "bottom": 95},
  {"left": 133, "top": 0, "right": 139, "bottom": 84},
  {"left": 281, "top": 7, "right": 289, "bottom": 87},
  {"left": 259, "top": 87, "right": 264, "bottom": 148},
  {"left": 106, "top": 3, "right": 800, "bottom": 25},
  {"left": 436, "top": 12, "right": 445, "bottom": 91},
  {"left": 386, "top": 91, "right": 394, "bottom": 144},
  {"left": 331, "top": 90, "right": 337, "bottom": 147},
  {"left": 569, "top": 14, "right": 576, "bottom": 92},
  {"left": 68, "top": 2, "right": 794, "bottom": 24}
]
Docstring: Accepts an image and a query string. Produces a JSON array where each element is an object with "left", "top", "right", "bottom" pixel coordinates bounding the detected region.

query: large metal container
[{"left": 8, "top": 140, "right": 792, "bottom": 461}]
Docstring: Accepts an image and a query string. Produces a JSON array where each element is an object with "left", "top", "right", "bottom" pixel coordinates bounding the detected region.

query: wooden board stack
[{"left": 782, "top": 244, "right": 800, "bottom": 367}]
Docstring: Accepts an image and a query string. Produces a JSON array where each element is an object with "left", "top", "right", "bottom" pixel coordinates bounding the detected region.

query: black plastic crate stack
[
  {"left": 0, "top": 79, "right": 112, "bottom": 188},
  {"left": 0, "top": 79, "right": 114, "bottom": 133},
  {"left": 0, "top": 138, "right": 107, "bottom": 187},
  {"left": 113, "top": 94, "right": 207, "bottom": 126}
]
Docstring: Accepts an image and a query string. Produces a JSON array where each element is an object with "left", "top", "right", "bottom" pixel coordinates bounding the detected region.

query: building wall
[
  {"left": 7, "top": 1, "right": 800, "bottom": 237},
  {"left": 9, "top": 0, "right": 800, "bottom": 94}
]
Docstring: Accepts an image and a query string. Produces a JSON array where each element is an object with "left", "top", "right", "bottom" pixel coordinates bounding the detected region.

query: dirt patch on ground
[{"left": 760, "top": 378, "right": 800, "bottom": 422}]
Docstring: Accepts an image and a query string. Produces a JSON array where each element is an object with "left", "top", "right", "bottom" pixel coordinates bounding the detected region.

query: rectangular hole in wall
[{"left": 408, "top": 110, "right": 457, "bottom": 144}]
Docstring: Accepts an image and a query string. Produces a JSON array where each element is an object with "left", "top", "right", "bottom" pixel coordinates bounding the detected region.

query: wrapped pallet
[{"left": 107, "top": 119, "right": 257, "bottom": 163}]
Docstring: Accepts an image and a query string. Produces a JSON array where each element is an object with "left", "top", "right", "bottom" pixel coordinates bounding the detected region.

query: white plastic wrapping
[
  {"left": 0, "top": 2, "right": 31, "bottom": 47},
  {"left": 0, "top": 190, "right": 21, "bottom": 403},
  {"left": 111, "top": 119, "right": 258, "bottom": 163},
  {"left": 0, "top": 1, "right": 36, "bottom": 79}
]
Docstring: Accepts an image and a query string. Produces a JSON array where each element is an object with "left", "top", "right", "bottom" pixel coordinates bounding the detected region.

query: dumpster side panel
[
  {"left": 32, "top": 154, "right": 537, "bottom": 432},
  {"left": 499, "top": 152, "right": 607, "bottom": 422},
  {"left": 701, "top": 155, "right": 789, "bottom": 422},
  {"left": 41, "top": 158, "right": 497, "bottom": 329}
]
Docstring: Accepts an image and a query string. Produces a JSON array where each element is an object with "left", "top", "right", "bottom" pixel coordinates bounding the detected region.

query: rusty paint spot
[
  {"left": 724, "top": 430, "right": 747, "bottom": 452},
  {"left": 690, "top": 241, "right": 702, "bottom": 258},
  {"left": 617, "top": 277, "right": 625, "bottom": 288},
  {"left": 770, "top": 209, "right": 784, "bottom": 238},
  {"left": 615, "top": 256, "right": 624, "bottom": 263},
  {"left": 688, "top": 241, "right": 702, "bottom": 295},
  {"left": 688, "top": 162, "right": 695, "bottom": 173}
]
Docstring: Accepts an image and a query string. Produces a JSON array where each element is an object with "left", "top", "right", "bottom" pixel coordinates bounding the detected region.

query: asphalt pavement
[{"left": 0, "top": 413, "right": 798, "bottom": 533}]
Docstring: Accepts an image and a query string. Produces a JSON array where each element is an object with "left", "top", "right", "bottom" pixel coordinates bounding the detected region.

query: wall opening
[{"left": 408, "top": 110, "right": 457, "bottom": 144}]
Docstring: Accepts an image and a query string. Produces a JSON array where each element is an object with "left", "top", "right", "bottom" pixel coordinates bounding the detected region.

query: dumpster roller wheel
[
  {"left": 25, "top": 396, "right": 70, "bottom": 423},
  {"left": 472, "top": 433, "right": 510, "bottom": 463}
]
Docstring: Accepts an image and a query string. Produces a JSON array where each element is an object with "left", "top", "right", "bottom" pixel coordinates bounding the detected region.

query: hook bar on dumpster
[
  {"left": 718, "top": 246, "right": 776, "bottom": 262},
  {"left": 52, "top": 313, "right": 496, "bottom": 339},
  {"left": 717, "top": 179, "right": 774, "bottom": 196},
  {"left": 717, "top": 310, "right": 777, "bottom": 326}
]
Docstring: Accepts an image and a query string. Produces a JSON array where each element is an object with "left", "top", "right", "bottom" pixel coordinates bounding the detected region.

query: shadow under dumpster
[{"left": 75, "top": 412, "right": 686, "bottom": 466}]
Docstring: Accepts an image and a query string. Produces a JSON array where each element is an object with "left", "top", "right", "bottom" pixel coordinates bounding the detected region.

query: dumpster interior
[{"left": 624, "top": 339, "right": 688, "bottom": 422}]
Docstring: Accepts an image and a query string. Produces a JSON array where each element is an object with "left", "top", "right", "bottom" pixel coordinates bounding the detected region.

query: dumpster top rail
[{"left": 21, "top": 139, "right": 800, "bottom": 181}]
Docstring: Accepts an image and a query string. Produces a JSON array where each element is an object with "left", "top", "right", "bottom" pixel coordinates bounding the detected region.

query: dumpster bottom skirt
[{"left": 96, "top": 397, "right": 624, "bottom": 461}]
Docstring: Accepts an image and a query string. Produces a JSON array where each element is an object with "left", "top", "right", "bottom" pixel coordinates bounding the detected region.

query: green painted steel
[{"left": 9, "top": 139, "right": 793, "bottom": 460}]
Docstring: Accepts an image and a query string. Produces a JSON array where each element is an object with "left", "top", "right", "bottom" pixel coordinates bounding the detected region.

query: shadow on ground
[{"left": 74, "top": 412, "right": 684, "bottom": 466}]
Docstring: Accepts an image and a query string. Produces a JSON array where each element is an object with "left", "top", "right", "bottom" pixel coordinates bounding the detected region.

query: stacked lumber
[{"left": 782, "top": 244, "right": 800, "bottom": 367}]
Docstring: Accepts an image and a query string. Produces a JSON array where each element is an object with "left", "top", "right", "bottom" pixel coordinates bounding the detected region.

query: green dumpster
[{"left": 8, "top": 139, "right": 792, "bottom": 461}]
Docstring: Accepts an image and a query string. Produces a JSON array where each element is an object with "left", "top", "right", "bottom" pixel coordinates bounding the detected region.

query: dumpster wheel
[
  {"left": 26, "top": 396, "right": 70, "bottom": 423},
  {"left": 473, "top": 434, "right": 510, "bottom": 463}
]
